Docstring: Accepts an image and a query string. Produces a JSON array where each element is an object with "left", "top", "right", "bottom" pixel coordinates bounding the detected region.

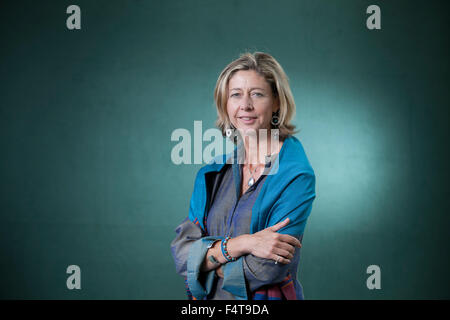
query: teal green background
[{"left": 0, "top": 0, "right": 449, "bottom": 299}]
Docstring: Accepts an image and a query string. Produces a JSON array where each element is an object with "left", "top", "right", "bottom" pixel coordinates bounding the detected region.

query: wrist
[
  {"left": 210, "top": 240, "right": 228, "bottom": 264},
  {"left": 229, "top": 234, "right": 252, "bottom": 256},
  {"left": 242, "top": 234, "right": 254, "bottom": 255}
]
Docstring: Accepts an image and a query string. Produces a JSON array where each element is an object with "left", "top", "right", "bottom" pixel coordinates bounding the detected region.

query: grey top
[{"left": 171, "top": 152, "right": 302, "bottom": 299}]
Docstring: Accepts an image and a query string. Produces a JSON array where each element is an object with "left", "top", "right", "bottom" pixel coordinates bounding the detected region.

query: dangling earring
[
  {"left": 226, "top": 124, "right": 235, "bottom": 138},
  {"left": 271, "top": 110, "right": 280, "bottom": 127},
  {"left": 271, "top": 110, "right": 280, "bottom": 140}
]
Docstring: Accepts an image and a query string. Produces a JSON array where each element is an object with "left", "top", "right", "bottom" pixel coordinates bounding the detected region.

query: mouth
[{"left": 237, "top": 116, "right": 257, "bottom": 124}]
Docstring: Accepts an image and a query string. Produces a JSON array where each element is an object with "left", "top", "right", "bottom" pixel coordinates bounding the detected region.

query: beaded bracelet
[{"left": 220, "top": 236, "right": 236, "bottom": 262}]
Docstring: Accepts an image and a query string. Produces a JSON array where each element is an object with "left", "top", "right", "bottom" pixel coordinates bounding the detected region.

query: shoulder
[
  {"left": 193, "top": 148, "right": 235, "bottom": 180},
  {"left": 261, "top": 136, "right": 316, "bottom": 200},
  {"left": 280, "top": 135, "right": 315, "bottom": 176},
  {"left": 270, "top": 136, "right": 315, "bottom": 186},
  {"left": 190, "top": 153, "right": 231, "bottom": 196}
]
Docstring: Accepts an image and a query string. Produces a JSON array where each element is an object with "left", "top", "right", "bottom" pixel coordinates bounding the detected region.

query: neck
[{"left": 238, "top": 128, "right": 280, "bottom": 166}]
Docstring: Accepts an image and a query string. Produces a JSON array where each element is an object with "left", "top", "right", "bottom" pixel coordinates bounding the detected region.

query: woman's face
[{"left": 226, "top": 70, "right": 278, "bottom": 134}]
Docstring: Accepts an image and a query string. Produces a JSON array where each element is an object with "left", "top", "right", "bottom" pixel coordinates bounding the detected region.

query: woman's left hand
[{"left": 246, "top": 218, "right": 301, "bottom": 264}]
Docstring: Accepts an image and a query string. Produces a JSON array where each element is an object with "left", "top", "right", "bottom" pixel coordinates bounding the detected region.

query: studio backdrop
[{"left": 0, "top": 0, "right": 449, "bottom": 299}]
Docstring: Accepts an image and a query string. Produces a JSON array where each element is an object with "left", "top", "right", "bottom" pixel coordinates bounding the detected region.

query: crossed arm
[{"left": 200, "top": 218, "right": 302, "bottom": 277}]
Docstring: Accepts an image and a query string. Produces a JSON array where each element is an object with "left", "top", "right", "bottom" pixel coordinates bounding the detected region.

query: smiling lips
[{"left": 238, "top": 116, "right": 257, "bottom": 124}]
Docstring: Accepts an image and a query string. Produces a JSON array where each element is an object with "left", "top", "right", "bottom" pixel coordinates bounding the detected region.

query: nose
[{"left": 240, "top": 93, "right": 253, "bottom": 110}]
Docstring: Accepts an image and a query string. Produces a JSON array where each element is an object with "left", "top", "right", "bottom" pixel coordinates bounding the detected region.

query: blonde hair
[{"left": 214, "top": 52, "right": 298, "bottom": 141}]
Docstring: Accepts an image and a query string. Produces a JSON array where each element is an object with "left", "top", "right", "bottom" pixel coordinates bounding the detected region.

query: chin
[{"left": 238, "top": 126, "right": 265, "bottom": 136}]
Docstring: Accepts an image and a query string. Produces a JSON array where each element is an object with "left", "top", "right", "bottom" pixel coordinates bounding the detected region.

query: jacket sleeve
[
  {"left": 170, "top": 217, "right": 203, "bottom": 278},
  {"left": 171, "top": 166, "right": 207, "bottom": 278},
  {"left": 171, "top": 217, "right": 225, "bottom": 299},
  {"left": 186, "top": 236, "right": 224, "bottom": 300}
]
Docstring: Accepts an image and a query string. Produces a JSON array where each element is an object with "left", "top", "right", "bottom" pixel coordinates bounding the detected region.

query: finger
[
  {"left": 278, "top": 234, "right": 302, "bottom": 248},
  {"left": 273, "top": 247, "right": 294, "bottom": 260},
  {"left": 272, "top": 254, "right": 291, "bottom": 265},
  {"left": 269, "top": 218, "right": 290, "bottom": 232},
  {"left": 277, "top": 241, "right": 297, "bottom": 255}
]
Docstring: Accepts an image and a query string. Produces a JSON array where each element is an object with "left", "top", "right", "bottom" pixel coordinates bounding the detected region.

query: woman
[{"left": 170, "top": 52, "right": 316, "bottom": 300}]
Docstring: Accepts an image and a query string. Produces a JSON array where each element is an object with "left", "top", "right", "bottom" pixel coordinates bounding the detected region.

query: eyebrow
[{"left": 229, "top": 87, "right": 266, "bottom": 91}]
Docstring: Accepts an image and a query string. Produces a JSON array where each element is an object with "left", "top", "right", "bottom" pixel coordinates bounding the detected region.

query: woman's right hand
[{"left": 247, "top": 218, "right": 302, "bottom": 264}]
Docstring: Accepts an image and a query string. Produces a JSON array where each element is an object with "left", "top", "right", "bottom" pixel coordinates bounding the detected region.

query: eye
[
  {"left": 230, "top": 93, "right": 239, "bottom": 97},
  {"left": 253, "top": 92, "right": 263, "bottom": 97}
]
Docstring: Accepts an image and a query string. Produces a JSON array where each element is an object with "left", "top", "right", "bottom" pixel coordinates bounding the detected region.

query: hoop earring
[{"left": 271, "top": 110, "right": 280, "bottom": 127}]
